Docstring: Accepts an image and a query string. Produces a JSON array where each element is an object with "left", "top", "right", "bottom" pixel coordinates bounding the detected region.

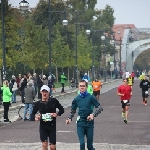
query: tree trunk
[
  {"left": 56, "top": 66, "right": 58, "bottom": 83},
  {"left": 68, "top": 67, "right": 69, "bottom": 83},
  {"left": 33, "top": 69, "right": 35, "bottom": 74},
  {"left": 0, "top": 70, "right": 2, "bottom": 85}
]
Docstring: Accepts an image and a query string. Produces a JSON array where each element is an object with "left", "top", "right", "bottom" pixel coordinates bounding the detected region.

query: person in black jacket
[
  {"left": 19, "top": 74, "right": 27, "bottom": 103},
  {"left": 140, "top": 76, "right": 150, "bottom": 105},
  {"left": 32, "top": 85, "right": 64, "bottom": 150},
  {"left": 37, "top": 74, "right": 43, "bottom": 99}
]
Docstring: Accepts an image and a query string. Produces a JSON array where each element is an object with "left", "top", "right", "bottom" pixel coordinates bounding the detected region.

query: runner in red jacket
[{"left": 117, "top": 78, "right": 132, "bottom": 124}]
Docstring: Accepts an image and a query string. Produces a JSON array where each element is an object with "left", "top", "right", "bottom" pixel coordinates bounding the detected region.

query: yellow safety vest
[{"left": 128, "top": 78, "right": 132, "bottom": 85}]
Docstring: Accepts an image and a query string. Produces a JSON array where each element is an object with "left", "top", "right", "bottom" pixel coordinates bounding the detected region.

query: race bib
[
  {"left": 94, "top": 85, "right": 98, "bottom": 88},
  {"left": 42, "top": 113, "right": 53, "bottom": 122},
  {"left": 123, "top": 100, "right": 128, "bottom": 103}
]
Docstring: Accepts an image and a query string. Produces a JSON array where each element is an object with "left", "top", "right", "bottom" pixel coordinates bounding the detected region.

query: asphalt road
[{"left": 1, "top": 80, "right": 150, "bottom": 150}]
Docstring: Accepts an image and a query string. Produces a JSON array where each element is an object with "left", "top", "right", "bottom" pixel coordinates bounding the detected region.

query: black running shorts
[
  {"left": 121, "top": 100, "right": 130, "bottom": 108},
  {"left": 93, "top": 90, "right": 100, "bottom": 96},
  {"left": 39, "top": 123, "right": 56, "bottom": 144},
  {"left": 142, "top": 90, "right": 149, "bottom": 98}
]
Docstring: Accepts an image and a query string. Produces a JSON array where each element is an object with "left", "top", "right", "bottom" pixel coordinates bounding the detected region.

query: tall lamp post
[
  {"left": 74, "top": 10, "right": 89, "bottom": 88},
  {"left": 86, "top": 30, "right": 105, "bottom": 81},
  {"left": 119, "top": 37, "right": 123, "bottom": 79},
  {"left": 48, "top": 0, "right": 68, "bottom": 75},
  {"left": 101, "top": 35, "right": 107, "bottom": 82},
  {"left": 1, "top": 0, "right": 6, "bottom": 82}
]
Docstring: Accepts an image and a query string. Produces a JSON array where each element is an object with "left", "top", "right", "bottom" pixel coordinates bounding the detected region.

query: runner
[
  {"left": 66, "top": 80, "right": 103, "bottom": 150},
  {"left": 139, "top": 76, "right": 150, "bottom": 105},
  {"left": 127, "top": 74, "right": 133, "bottom": 88},
  {"left": 32, "top": 85, "right": 64, "bottom": 150},
  {"left": 117, "top": 78, "right": 132, "bottom": 124},
  {"left": 92, "top": 78, "right": 103, "bottom": 101}
]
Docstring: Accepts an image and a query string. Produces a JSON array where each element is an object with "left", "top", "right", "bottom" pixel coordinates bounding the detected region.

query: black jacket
[{"left": 140, "top": 79, "right": 150, "bottom": 91}]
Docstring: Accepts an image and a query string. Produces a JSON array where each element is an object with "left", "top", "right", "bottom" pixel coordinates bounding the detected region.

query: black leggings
[{"left": 3, "top": 102, "right": 10, "bottom": 120}]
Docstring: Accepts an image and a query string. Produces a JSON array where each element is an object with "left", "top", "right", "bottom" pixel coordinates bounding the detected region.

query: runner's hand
[
  {"left": 66, "top": 118, "right": 71, "bottom": 124},
  {"left": 51, "top": 113, "right": 58, "bottom": 117},
  {"left": 35, "top": 115, "right": 40, "bottom": 121},
  {"left": 87, "top": 114, "right": 94, "bottom": 121}
]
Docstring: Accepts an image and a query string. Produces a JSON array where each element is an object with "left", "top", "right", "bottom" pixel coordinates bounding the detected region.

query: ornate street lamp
[
  {"left": 19, "top": 0, "right": 29, "bottom": 14},
  {"left": 48, "top": 0, "right": 68, "bottom": 75}
]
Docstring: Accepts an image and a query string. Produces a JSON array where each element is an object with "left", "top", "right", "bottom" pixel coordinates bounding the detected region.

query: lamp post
[
  {"left": 86, "top": 30, "right": 105, "bottom": 81},
  {"left": 101, "top": 35, "right": 106, "bottom": 82},
  {"left": 1, "top": 0, "right": 6, "bottom": 82},
  {"left": 74, "top": 10, "right": 89, "bottom": 88},
  {"left": 48, "top": 0, "right": 68, "bottom": 75},
  {"left": 119, "top": 37, "right": 123, "bottom": 79}
]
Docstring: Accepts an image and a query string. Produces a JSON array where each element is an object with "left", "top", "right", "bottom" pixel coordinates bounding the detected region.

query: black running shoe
[{"left": 124, "top": 119, "right": 127, "bottom": 124}]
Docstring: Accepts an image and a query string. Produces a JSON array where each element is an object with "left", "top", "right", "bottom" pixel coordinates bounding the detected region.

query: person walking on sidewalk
[
  {"left": 60, "top": 72, "right": 67, "bottom": 93},
  {"left": 32, "top": 85, "right": 64, "bottom": 150},
  {"left": 66, "top": 80, "right": 103, "bottom": 150},
  {"left": 19, "top": 74, "right": 27, "bottom": 103},
  {"left": 37, "top": 74, "right": 43, "bottom": 99},
  {"left": 1, "top": 80, "right": 12, "bottom": 122},
  {"left": 24, "top": 81, "right": 35, "bottom": 121},
  {"left": 117, "top": 78, "right": 132, "bottom": 124},
  {"left": 10, "top": 75, "right": 18, "bottom": 103},
  {"left": 140, "top": 76, "right": 150, "bottom": 105}
]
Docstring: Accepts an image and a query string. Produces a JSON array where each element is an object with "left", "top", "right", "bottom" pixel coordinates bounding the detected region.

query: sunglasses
[
  {"left": 79, "top": 85, "right": 86, "bottom": 87},
  {"left": 123, "top": 80, "right": 127, "bottom": 82}
]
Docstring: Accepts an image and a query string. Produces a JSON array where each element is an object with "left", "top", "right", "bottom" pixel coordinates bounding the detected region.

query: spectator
[
  {"left": 24, "top": 81, "right": 35, "bottom": 121},
  {"left": 37, "top": 74, "right": 43, "bottom": 99},
  {"left": 11, "top": 75, "right": 18, "bottom": 103},
  {"left": 19, "top": 74, "right": 28, "bottom": 103},
  {"left": 1, "top": 80, "right": 12, "bottom": 122},
  {"left": 60, "top": 72, "right": 67, "bottom": 93},
  {"left": 32, "top": 73, "right": 38, "bottom": 96},
  {"left": 82, "top": 73, "right": 90, "bottom": 81},
  {"left": 48, "top": 76, "right": 54, "bottom": 96},
  {"left": 42, "top": 75, "right": 48, "bottom": 85}
]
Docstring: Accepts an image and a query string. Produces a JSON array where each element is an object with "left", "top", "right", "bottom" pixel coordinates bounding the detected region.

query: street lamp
[
  {"left": 19, "top": 0, "right": 29, "bottom": 14},
  {"left": 1, "top": 0, "right": 6, "bottom": 82},
  {"left": 119, "top": 39, "right": 123, "bottom": 79},
  {"left": 74, "top": 10, "right": 89, "bottom": 88},
  {"left": 48, "top": 0, "right": 68, "bottom": 75},
  {"left": 86, "top": 30, "right": 105, "bottom": 81},
  {"left": 101, "top": 35, "right": 107, "bottom": 82}
]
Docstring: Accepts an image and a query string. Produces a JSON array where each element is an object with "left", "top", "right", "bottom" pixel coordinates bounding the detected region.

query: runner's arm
[
  {"left": 92, "top": 96, "right": 103, "bottom": 117},
  {"left": 55, "top": 99, "right": 64, "bottom": 116},
  {"left": 67, "top": 99, "right": 77, "bottom": 121}
]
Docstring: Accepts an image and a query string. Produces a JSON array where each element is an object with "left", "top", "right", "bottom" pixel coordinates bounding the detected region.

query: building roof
[{"left": 112, "top": 24, "right": 136, "bottom": 44}]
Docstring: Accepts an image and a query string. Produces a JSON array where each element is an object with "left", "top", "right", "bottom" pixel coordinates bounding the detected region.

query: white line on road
[{"left": 57, "top": 131, "right": 75, "bottom": 133}]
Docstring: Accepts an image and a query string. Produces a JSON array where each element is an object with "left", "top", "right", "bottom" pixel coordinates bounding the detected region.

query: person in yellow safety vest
[
  {"left": 127, "top": 74, "right": 133, "bottom": 88},
  {"left": 139, "top": 74, "right": 144, "bottom": 81}
]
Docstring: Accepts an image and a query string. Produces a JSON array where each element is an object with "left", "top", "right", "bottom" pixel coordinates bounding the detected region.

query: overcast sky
[{"left": 9, "top": 0, "right": 150, "bottom": 28}]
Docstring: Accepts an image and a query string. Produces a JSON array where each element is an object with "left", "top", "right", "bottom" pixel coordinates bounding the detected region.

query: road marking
[{"left": 57, "top": 131, "right": 75, "bottom": 133}]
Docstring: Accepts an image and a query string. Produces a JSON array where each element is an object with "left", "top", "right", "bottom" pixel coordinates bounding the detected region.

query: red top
[
  {"left": 131, "top": 72, "right": 135, "bottom": 77},
  {"left": 117, "top": 85, "right": 132, "bottom": 100}
]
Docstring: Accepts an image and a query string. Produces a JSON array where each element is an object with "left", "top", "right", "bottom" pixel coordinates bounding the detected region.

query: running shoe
[
  {"left": 122, "top": 112, "right": 125, "bottom": 117},
  {"left": 145, "top": 103, "right": 147, "bottom": 106},
  {"left": 124, "top": 119, "right": 127, "bottom": 124}
]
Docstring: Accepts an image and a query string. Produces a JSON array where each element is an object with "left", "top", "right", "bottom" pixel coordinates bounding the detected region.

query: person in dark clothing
[
  {"left": 66, "top": 80, "right": 103, "bottom": 150},
  {"left": 140, "top": 76, "right": 150, "bottom": 105},
  {"left": 19, "top": 74, "right": 27, "bottom": 103},
  {"left": 32, "top": 85, "right": 64, "bottom": 150},
  {"left": 48, "top": 76, "right": 54, "bottom": 96},
  {"left": 37, "top": 74, "right": 43, "bottom": 99}
]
